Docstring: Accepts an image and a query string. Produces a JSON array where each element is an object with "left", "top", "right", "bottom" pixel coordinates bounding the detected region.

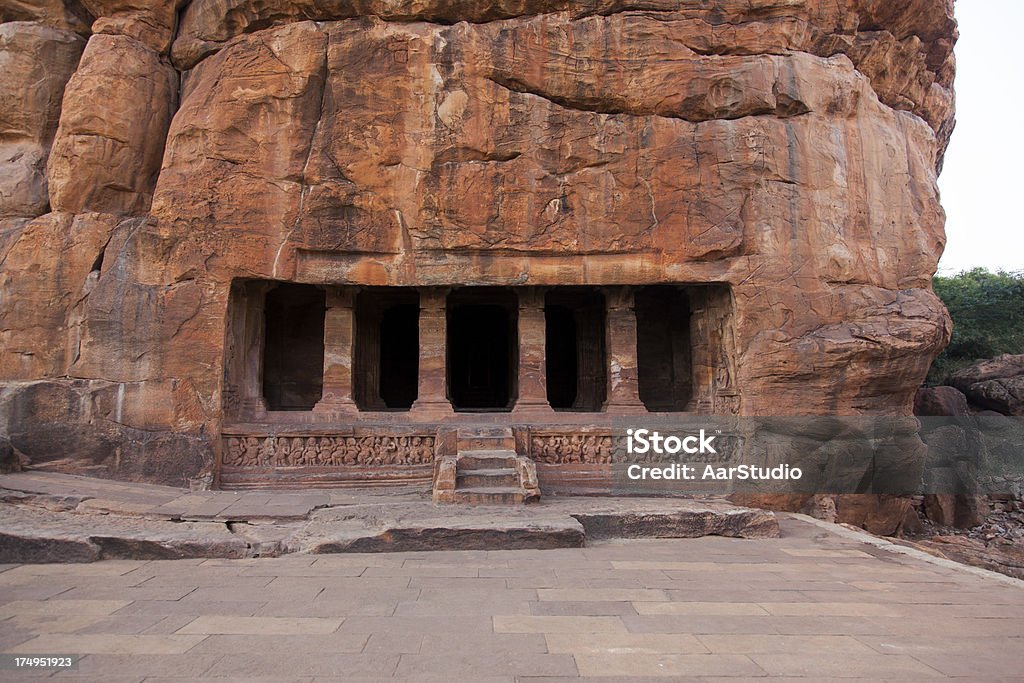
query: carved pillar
[
  {"left": 411, "top": 288, "right": 453, "bottom": 415},
  {"left": 314, "top": 287, "right": 358, "bottom": 414},
  {"left": 605, "top": 286, "right": 646, "bottom": 413},
  {"left": 240, "top": 282, "right": 272, "bottom": 418},
  {"left": 514, "top": 287, "right": 553, "bottom": 414}
]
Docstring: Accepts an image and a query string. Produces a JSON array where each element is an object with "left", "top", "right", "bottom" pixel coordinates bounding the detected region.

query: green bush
[{"left": 928, "top": 268, "right": 1024, "bottom": 384}]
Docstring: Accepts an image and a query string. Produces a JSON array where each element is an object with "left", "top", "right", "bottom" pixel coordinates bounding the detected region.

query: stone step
[
  {"left": 458, "top": 450, "right": 518, "bottom": 469},
  {"left": 458, "top": 426, "right": 514, "bottom": 438},
  {"left": 457, "top": 434, "right": 516, "bottom": 451},
  {"left": 452, "top": 487, "right": 528, "bottom": 505},
  {"left": 457, "top": 468, "right": 519, "bottom": 488}
]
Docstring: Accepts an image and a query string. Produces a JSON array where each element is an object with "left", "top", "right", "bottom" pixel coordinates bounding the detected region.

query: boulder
[
  {"left": 965, "top": 376, "right": 1024, "bottom": 417},
  {"left": 914, "top": 385, "right": 970, "bottom": 417},
  {"left": 949, "top": 354, "right": 1024, "bottom": 416},
  {"left": 834, "top": 494, "right": 913, "bottom": 536},
  {"left": 950, "top": 354, "right": 1024, "bottom": 392},
  {"left": 0, "top": 379, "right": 211, "bottom": 486},
  {"left": 922, "top": 493, "right": 988, "bottom": 529},
  {"left": 47, "top": 34, "right": 177, "bottom": 215}
]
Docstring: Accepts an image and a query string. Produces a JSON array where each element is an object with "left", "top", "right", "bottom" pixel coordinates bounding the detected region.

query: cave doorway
[
  {"left": 354, "top": 288, "right": 419, "bottom": 411},
  {"left": 262, "top": 283, "right": 326, "bottom": 411},
  {"left": 635, "top": 286, "right": 693, "bottom": 411},
  {"left": 545, "top": 288, "right": 607, "bottom": 411},
  {"left": 447, "top": 288, "right": 517, "bottom": 412}
]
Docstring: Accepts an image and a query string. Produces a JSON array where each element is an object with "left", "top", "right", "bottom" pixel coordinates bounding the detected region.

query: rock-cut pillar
[
  {"left": 239, "top": 282, "right": 272, "bottom": 418},
  {"left": 411, "top": 288, "right": 453, "bottom": 416},
  {"left": 314, "top": 287, "right": 358, "bottom": 414},
  {"left": 514, "top": 287, "right": 553, "bottom": 414},
  {"left": 605, "top": 286, "right": 647, "bottom": 414}
]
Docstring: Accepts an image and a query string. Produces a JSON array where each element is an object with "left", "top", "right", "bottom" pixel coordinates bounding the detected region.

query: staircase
[{"left": 433, "top": 427, "right": 540, "bottom": 505}]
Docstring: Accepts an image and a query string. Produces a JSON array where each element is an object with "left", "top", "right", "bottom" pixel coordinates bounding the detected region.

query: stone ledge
[{"left": 0, "top": 497, "right": 777, "bottom": 563}]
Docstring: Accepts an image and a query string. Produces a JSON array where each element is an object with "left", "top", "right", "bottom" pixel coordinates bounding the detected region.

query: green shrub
[{"left": 928, "top": 268, "right": 1024, "bottom": 384}]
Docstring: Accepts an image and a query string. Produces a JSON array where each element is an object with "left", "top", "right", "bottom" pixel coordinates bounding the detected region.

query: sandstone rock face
[
  {"left": 0, "top": 22, "right": 84, "bottom": 218},
  {"left": 0, "top": 0, "right": 94, "bottom": 35},
  {"left": 47, "top": 33, "right": 177, "bottom": 215},
  {"left": 80, "top": 0, "right": 183, "bottom": 53},
  {"left": 0, "top": 212, "right": 119, "bottom": 379},
  {"left": 0, "top": 1, "right": 958, "bottom": 486}
]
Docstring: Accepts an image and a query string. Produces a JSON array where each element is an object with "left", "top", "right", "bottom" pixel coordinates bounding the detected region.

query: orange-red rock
[
  {"left": 0, "top": 2, "right": 959, "bottom": 487},
  {"left": 0, "top": 0, "right": 93, "bottom": 35},
  {"left": 80, "top": 0, "right": 182, "bottom": 53},
  {"left": 0, "top": 21, "right": 84, "bottom": 217},
  {"left": 47, "top": 33, "right": 177, "bottom": 215}
]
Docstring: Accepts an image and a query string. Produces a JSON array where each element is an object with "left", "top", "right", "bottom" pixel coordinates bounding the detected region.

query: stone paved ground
[{"left": 1, "top": 516, "right": 1022, "bottom": 681}]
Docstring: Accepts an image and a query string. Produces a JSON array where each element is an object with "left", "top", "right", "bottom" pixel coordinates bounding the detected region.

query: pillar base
[
  {"left": 313, "top": 399, "right": 358, "bottom": 415},
  {"left": 411, "top": 400, "right": 455, "bottom": 418},
  {"left": 605, "top": 401, "right": 649, "bottom": 416},
  {"left": 512, "top": 401, "right": 557, "bottom": 416},
  {"left": 241, "top": 398, "right": 268, "bottom": 419}
]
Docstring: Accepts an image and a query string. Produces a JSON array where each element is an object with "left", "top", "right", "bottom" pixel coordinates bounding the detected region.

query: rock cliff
[{"left": 0, "top": 0, "right": 956, "bottom": 485}]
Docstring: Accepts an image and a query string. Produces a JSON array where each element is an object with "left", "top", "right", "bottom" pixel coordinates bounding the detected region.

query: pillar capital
[
  {"left": 418, "top": 287, "right": 449, "bottom": 311},
  {"left": 517, "top": 286, "right": 547, "bottom": 310},
  {"left": 324, "top": 286, "right": 356, "bottom": 309},
  {"left": 606, "top": 285, "right": 636, "bottom": 311}
]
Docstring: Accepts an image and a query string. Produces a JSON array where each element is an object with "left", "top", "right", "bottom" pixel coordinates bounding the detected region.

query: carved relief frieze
[
  {"left": 222, "top": 434, "right": 435, "bottom": 468},
  {"left": 530, "top": 433, "right": 614, "bottom": 464}
]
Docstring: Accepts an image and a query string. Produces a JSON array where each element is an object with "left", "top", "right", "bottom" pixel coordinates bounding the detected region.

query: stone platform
[{"left": 0, "top": 473, "right": 777, "bottom": 563}]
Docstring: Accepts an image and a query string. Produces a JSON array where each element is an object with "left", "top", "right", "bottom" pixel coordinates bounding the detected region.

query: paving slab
[{"left": 0, "top": 478, "right": 1022, "bottom": 680}]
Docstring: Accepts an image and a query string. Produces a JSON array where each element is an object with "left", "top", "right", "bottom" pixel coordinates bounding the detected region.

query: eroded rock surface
[
  {"left": 0, "top": 22, "right": 84, "bottom": 218},
  {"left": 946, "top": 355, "right": 1024, "bottom": 417},
  {"left": 0, "top": 1, "right": 958, "bottom": 486},
  {"left": 47, "top": 33, "right": 177, "bottom": 215},
  {"left": 80, "top": 0, "right": 183, "bottom": 52}
]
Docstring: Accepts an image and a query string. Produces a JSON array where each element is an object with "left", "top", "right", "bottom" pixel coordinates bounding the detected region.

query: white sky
[{"left": 936, "top": 0, "right": 1024, "bottom": 274}]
